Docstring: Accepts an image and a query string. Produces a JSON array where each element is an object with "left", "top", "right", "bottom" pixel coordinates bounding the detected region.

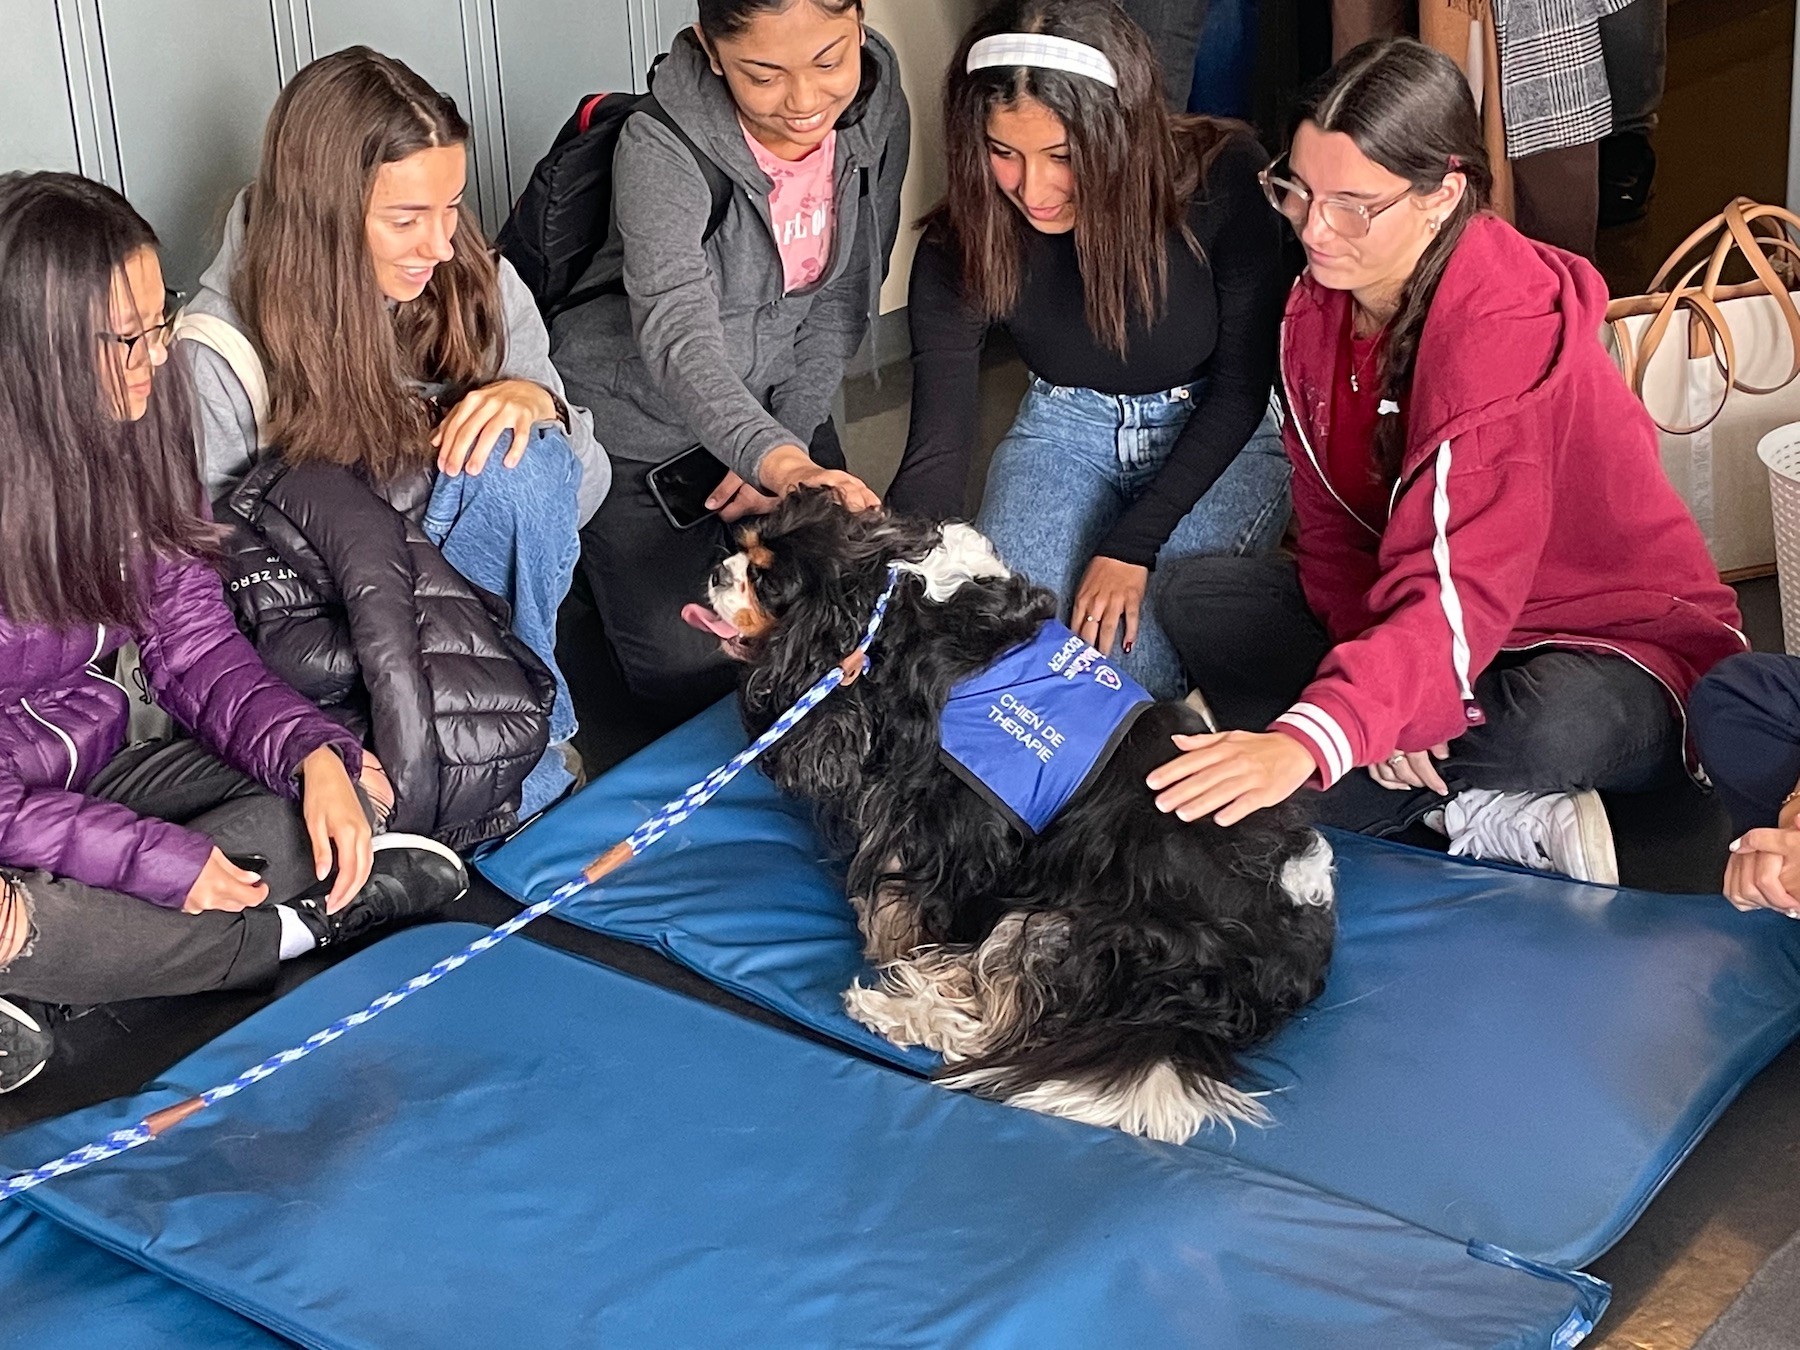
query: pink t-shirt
[{"left": 742, "top": 125, "right": 837, "bottom": 294}]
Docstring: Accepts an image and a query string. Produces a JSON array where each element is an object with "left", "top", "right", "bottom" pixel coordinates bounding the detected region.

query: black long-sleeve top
[{"left": 888, "top": 133, "right": 1288, "bottom": 569}]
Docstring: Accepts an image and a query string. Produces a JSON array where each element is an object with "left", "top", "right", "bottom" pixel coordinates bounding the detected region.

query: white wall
[{"left": 866, "top": 0, "right": 986, "bottom": 312}]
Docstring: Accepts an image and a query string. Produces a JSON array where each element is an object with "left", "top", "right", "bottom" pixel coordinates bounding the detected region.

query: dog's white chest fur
[{"left": 896, "top": 523, "right": 1011, "bottom": 600}]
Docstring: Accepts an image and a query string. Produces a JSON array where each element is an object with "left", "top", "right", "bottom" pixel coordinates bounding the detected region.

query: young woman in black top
[{"left": 887, "top": 0, "right": 1290, "bottom": 699}]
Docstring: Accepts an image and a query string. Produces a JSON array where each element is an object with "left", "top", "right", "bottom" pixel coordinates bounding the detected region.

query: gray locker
[
  {"left": 0, "top": 3, "right": 81, "bottom": 174},
  {"left": 304, "top": 0, "right": 505, "bottom": 226},
  {"left": 640, "top": 0, "right": 698, "bottom": 77},
  {"left": 0, "top": 0, "right": 685, "bottom": 278},
  {"left": 96, "top": 0, "right": 282, "bottom": 291}
]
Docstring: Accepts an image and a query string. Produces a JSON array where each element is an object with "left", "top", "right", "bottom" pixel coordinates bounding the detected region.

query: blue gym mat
[
  {"left": 0, "top": 925, "right": 1602, "bottom": 1349},
  {"left": 481, "top": 699, "right": 1800, "bottom": 1271},
  {"left": 0, "top": 1201, "right": 288, "bottom": 1349}
]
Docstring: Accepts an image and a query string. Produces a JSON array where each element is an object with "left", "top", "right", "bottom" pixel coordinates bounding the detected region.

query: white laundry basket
[{"left": 1757, "top": 423, "right": 1800, "bottom": 654}]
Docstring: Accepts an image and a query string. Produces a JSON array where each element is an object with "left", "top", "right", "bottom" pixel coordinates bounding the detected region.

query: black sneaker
[
  {"left": 1599, "top": 130, "right": 1656, "bottom": 229},
  {"left": 0, "top": 996, "right": 52, "bottom": 1094},
  {"left": 291, "top": 834, "right": 470, "bottom": 949}
]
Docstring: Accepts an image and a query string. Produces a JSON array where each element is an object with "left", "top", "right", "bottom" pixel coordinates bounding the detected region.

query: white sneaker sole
[
  {"left": 0, "top": 996, "right": 48, "bottom": 1095},
  {"left": 0, "top": 1055, "right": 47, "bottom": 1094},
  {"left": 1568, "top": 790, "right": 1620, "bottom": 887},
  {"left": 371, "top": 833, "right": 470, "bottom": 900},
  {"left": 0, "top": 997, "right": 43, "bottom": 1035}
]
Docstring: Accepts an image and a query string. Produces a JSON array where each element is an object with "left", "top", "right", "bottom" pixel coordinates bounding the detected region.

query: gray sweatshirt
[
  {"left": 549, "top": 28, "right": 910, "bottom": 486},
  {"left": 181, "top": 193, "right": 610, "bottom": 524}
]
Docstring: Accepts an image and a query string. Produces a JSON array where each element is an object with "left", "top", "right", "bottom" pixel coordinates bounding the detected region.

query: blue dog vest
[{"left": 939, "top": 621, "right": 1154, "bottom": 835}]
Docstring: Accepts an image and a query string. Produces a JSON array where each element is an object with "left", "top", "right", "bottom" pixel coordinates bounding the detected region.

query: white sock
[{"left": 275, "top": 905, "right": 317, "bottom": 961}]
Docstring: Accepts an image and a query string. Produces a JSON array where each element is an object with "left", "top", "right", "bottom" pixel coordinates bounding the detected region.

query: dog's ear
[{"left": 754, "top": 678, "right": 874, "bottom": 802}]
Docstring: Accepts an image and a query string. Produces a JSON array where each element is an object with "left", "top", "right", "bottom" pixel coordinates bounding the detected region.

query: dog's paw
[
  {"left": 844, "top": 949, "right": 987, "bottom": 1058},
  {"left": 1279, "top": 833, "right": 1336, "bottom": 909},
  {"left": 948, "top": 1062, "right": 1271, "bottom": 1145}
]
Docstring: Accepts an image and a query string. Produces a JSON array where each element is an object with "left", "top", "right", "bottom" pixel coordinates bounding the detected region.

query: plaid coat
[{"left": 1494, "top": 0, "right": 1637, "bottom": 159}]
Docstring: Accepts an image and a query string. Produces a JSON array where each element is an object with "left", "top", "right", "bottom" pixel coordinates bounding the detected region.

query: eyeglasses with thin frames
[
  {"left": 1257, "top": 160, "right": 1412, "bottom": 241},
  {"left": 100, "top": 289, "right": 184, "bottom": 370}
]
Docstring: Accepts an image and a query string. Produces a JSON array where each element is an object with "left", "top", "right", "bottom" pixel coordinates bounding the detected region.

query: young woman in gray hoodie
[
  {"left": 180, "top": 48, "right": 602, "bottom": 815},
  {"left": 551, "top": 0, "right": 910, "bottom": 726}
]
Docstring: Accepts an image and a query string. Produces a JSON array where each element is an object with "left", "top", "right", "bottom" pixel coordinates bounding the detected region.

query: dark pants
[
  {"left": 1689, "top": 652, "right": 1800, "bottom": 835},
  {"left": 1513, "top": 143, "right": 1602, "bottom": 261},
  {"left": 576, "top": 420, "right": 845, "bottom": 729},
  {"left": 1155, "top": 555, "right": 1685, "bottom": 834},
  {"left": 0, "top": 739, "right": 322, "bottom": 1006},
  {"left": 1600, "top": 0, "right": 1666, "bottom": 137},
  {"left": 1120, "top": 0, "right": 1211, "bottom": 108}
]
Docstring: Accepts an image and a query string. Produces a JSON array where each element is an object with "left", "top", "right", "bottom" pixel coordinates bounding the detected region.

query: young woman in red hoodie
[{"left": 1145, "top": 39, "right": 1746, "bottom": 884}]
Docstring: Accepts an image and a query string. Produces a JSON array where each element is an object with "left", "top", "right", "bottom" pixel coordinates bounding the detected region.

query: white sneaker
[{"left": 1441, "top": 788, "right": 1619, "bottom": 886}]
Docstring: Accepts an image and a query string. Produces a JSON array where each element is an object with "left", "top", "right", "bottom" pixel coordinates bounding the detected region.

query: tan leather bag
[{"left": 1607, "top": 198, "right": 1800, "bottom": 578}]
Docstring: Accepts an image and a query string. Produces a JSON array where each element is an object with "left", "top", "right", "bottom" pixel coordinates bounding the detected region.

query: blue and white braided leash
[{"left": 0, "top": 566, "right": 905, "bottom": 1205}]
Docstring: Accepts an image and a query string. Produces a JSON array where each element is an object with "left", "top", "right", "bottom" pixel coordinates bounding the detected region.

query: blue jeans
[
  {"left": 425, "top": 425, "right": 582, "bottom": 816},
  {"left": 974, "top": 376, "right": 1291, "bottom": 700},
  {"left": 1690, "top": 652, "right": 1800, "bottom": 835}
]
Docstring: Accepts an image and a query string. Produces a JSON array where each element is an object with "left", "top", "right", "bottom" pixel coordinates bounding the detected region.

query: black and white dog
[{"left": 684, "top": 491, "right": 1335, "bottom": 1143}]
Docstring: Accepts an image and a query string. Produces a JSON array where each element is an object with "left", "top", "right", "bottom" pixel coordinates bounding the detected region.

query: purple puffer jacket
[{"left": 0, "top": 552, "right": 363, "bottom": 908}]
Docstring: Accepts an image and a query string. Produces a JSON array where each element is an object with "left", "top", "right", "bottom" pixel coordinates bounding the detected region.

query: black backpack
[{"left": 498, "top": 87, "right": 732, "bottom": 321}]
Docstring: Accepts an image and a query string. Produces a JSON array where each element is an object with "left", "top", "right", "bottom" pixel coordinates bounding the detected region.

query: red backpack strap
[{"left": 577, "top": 93, "right": 612, "bottom": 135}]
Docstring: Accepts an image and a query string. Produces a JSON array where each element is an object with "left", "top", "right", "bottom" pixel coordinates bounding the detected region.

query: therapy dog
[{"left": 683, "top": 491, "right": 1335, "bottom": 1143}]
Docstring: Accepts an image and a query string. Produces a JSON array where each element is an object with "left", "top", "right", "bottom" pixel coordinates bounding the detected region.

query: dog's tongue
[{"left": 682, "top": 603, "right": 741, "bottom": 641}]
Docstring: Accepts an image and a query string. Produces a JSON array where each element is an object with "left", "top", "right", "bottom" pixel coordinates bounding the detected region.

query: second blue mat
[{"left": 482, "top": 699, "right": 1800, "bottom": 1270}]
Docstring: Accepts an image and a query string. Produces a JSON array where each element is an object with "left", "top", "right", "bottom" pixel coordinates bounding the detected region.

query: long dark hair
[
  {"left": 931, "top": 0, "right": 1236, "bottom": 356},
  {"left": 0, "top": 172, "right": 216, "bottom": 629},
  {"left": 1295, "top": 38, "right": 1493, "bottom": 479},
  {"left": 236, "top": 47, "right": 503, "bottom": 483}
]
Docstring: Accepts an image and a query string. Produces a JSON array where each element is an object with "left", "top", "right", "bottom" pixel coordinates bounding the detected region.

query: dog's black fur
[{"left": 716, "top": 491, "right": 1336, "bottom": 1139}]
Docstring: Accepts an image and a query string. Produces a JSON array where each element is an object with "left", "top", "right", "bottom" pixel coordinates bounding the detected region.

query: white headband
[{"left": 966, "top": 33, "right": 1119, "bottom": 90}]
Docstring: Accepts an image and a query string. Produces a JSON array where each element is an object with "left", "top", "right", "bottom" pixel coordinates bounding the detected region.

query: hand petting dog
[{"left": 1148, "top": 731, "right": 1317, "bottom": 826}]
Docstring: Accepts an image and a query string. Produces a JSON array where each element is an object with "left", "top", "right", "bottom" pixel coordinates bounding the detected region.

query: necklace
[{"left": 1348, "top": 339, "right": 1380, "bottom": 394}]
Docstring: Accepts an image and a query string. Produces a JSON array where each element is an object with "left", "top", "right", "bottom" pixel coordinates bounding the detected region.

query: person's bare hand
[
  {"left": 183, "top": 849, "right": 269, "bottom": 915},
  {"left": 706, "top": 470, "right": 781, "bottom": 523},
  {"left": 1145, "top": 731, "right": 1317, "bottom": 827},
  {"left": 1073, "top": 556, "right": 1149, "bottom": 658},
  {"left": 432, "top": 380, "right": 558, "bottom": 477},
  {"left": 1, "top": 876, "right": 33, "bottom": 964},
  {"left": 757, "top": 445, "right": 881, "bottom": 513},
  {"left": 1723, "top": 827, "right": 1800, "bottom": 916},
  {"left": 301, "top": 747, "right": 373, "bottom": 914},
  {"left": 1368, "top": 743, "right": 1452, "bottom": 794}
]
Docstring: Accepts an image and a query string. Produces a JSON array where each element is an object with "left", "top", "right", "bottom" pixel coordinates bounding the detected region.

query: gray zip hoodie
[
  {"left": 549, "top": 27, "right": 910, "bottom": 486},
  {"left": 181, "top": 193, "right": 609, "bottom": 524}
]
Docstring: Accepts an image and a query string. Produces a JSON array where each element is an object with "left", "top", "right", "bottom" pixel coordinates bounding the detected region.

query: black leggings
[
  {"left": 1154, "top": 555, "right": 1686, "bottom": 834},
  {"left": 0, "top": 739, "right": 329, "bottom": 1006},
  {"left": 575, "top": 419, "right": 846, "bottom": 728}
]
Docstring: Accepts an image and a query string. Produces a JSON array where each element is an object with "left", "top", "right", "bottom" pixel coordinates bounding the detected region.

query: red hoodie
[{"left": 1269, "top": 214, "right": 1746, "bottom": 788}]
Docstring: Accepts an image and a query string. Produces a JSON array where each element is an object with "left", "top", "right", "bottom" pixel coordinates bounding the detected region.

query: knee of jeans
[{"left": 0, "top": 873, "right": 36, "bottom": 972}]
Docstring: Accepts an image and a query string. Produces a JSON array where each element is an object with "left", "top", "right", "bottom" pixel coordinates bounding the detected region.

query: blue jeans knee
[{"left": 426, "top": 425, "right": 582, "bottom": 747}]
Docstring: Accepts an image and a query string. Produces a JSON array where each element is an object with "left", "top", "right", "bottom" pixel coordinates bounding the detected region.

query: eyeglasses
[
  {"left": 1258, "top": 161, "right": 1411, "bottom": 241},
  {"left": 100, "top": 289, "right": 184, "bottom": 370}
]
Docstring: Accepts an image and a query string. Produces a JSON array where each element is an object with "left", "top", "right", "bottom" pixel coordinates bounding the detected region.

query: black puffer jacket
[{"left": 219, "top": 458, "right": 554, "bottom": 851}]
